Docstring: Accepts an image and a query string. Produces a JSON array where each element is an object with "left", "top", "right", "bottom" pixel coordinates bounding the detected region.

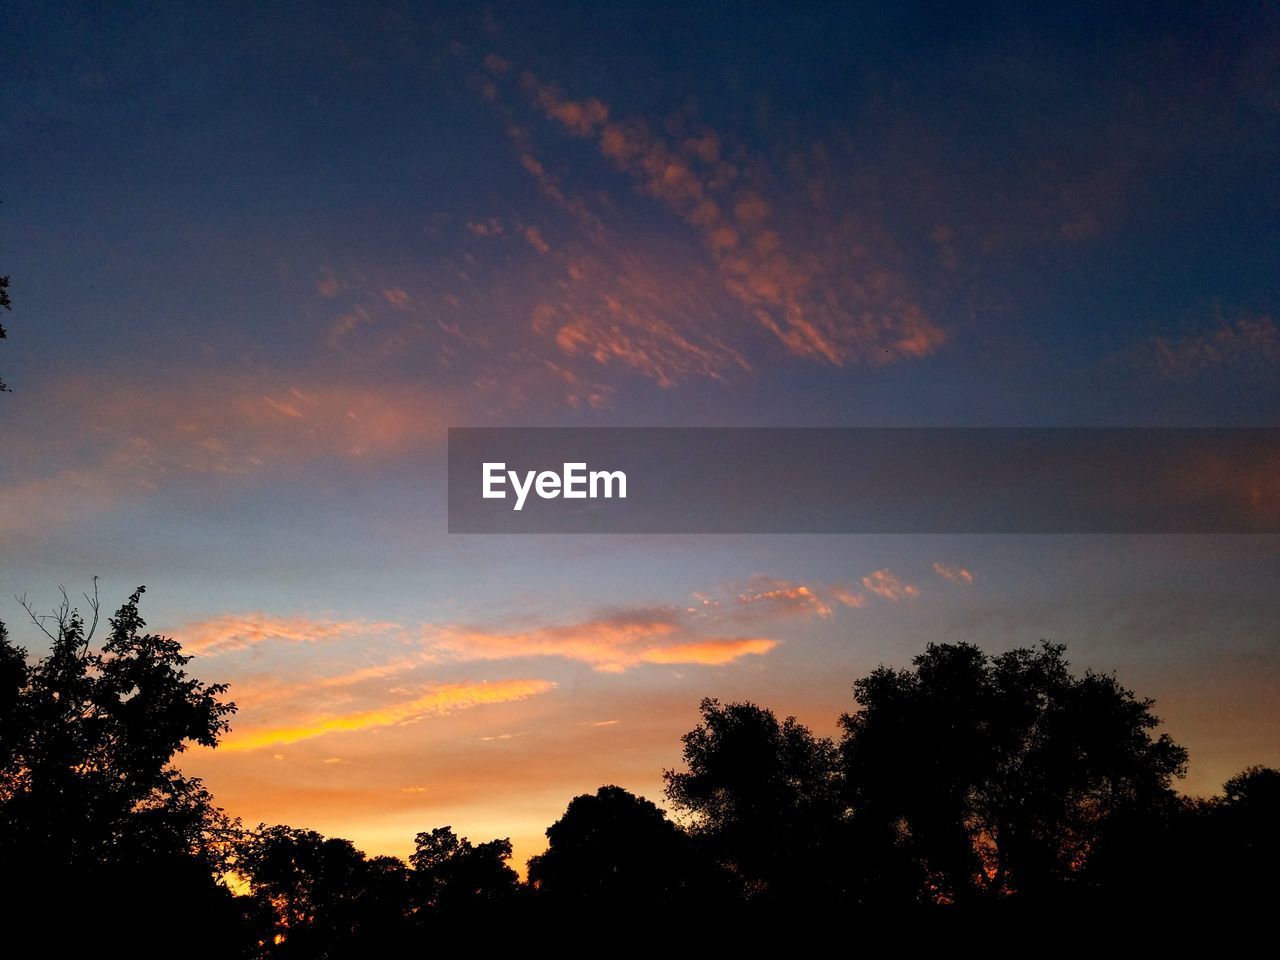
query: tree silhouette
[
  {"left": 0, "top": 268, "right": 10, "bottom": 392},
  {"left": 3, "top": 598, "right": 1273, "bottom": 943},
  {"left": 663, "top": 697, "right": 845, "bottom": 905},
  {"left": 0, "top": 585, "right": 248, "bottom": 948},
  {"left": 1138, "top": 765, "right": 1280, "bottom": 915},
  {"left": 839, "top": 641, "right": 1188, "bottom": 905},
  {"left": 409, "top": 825, "right": 519, "bottom": 914},
  {"left": 238, "top": 825, "right": 410, "bottom": 955},
  {"left": 1213, "top": 765, "right": 1280, "bottom": 903},
  {"left": 528, "top": 784, "right": 722, "bottom": 906}
]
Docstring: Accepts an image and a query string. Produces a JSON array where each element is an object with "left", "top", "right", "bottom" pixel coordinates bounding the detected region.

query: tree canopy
[
  {"left": 0, "top": 585, "right": 246, "bottom": 949},
  {"left": 0, "top": 586, "right": 235, "bottom": 868},
  {"left": 528, "top": 784, "right": 717, "bottom": 904},
  {"left": 838, "top": 641, "right": 1188, "bottom": 903},
  {"left": 1, "top": 589, "right": 1274, "bottom": 949},
  {"left": 663, "top": 697, "right": 846, "bottom": 903},
  {"left": 409, "top": 825, "right": 519, "bottom": 911}
]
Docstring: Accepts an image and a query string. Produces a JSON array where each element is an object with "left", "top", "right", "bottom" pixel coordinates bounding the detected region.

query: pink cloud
[
  {"left": 933, "top": 563, "right": 975, "bottom": 585},
  {"left": 861, "top": 569, "right": 921, "bottom": 602},
  {"left": 511, "top": 70, "right": 946, "bottom": 369}
]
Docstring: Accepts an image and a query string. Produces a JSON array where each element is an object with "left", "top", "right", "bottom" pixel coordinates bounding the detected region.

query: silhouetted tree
[
  {"left": 839, "top": 641, "right": 1188, "bottom": 906},
  {"left": 664, "top": 697, "right": 845, "bottom": 904},
  {"left": 409, "top": 825, "right": 519, "bottom": 914},
  {"left": 1132, "top": 765, "right": 1280, "bottom": 915},
  {"left": 238, "top": 825, "right": 410, "bottom": 956},
  {"left": 0, "top": 266, "right": 10, "bottom": 392},
  {"left": 0, "top": 585, "right": 249, "bottom": 949},
  {"left": 528, "top": 784, "right": 723, "bottom": 906},
  {"left": 1214, "top": 766, "right": 1280, "bottom": 901}
]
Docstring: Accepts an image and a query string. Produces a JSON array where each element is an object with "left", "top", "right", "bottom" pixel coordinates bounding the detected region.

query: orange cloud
[
  {"left": 861, "top": 569, "right": 921, "bottom": 601},
  {"left": 181, "top": 615, "right": 404, "bottom": 656},
  {"left": 933, "top": 563, "right": 975, "bottom": 585},
  {"left": 829, "top": 587, "right": 868, "bottom": 609},
  {"left": 425, "top": 608, "right": 779, "bottom": 674},
  {"left": 512, "top": 70, "right": 945, "bottom": 369},
  {"left": 692, "top": 577, "right": 868, "bottom": 621},
  {"left": 179, "top": 596, "right": 782, "bottom": 713},
  {"left": 734, "top": 578, "right": 834, "bottom": 618},
  {"left": 638, "top": 638, "right": 778, "bottom": 666},
  {"left": 220, "top": 678, "right": 557, "bottom": 752}
]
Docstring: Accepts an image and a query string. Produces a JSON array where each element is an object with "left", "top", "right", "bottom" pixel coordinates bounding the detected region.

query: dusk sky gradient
[{"left": 2, "top": 1, "right": 1278, "bottom": 868}]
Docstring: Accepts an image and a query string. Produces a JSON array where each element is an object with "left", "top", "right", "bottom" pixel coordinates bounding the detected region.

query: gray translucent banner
[{"left": 447, "top": 428, "right": 1280, "bottom": 534}]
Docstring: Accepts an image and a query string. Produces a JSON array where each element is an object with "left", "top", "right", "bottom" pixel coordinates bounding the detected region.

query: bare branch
[
  {"left": 17, "top": 592, "right": 59, "bottom": 643},
  {"left": 82, "top": 575, "right": 100, "bottom": 645}
]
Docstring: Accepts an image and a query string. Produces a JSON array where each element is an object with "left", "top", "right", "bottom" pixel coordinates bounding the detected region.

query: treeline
[{"left": 0, "top": 587, "right": 1276, "bottom": 954}]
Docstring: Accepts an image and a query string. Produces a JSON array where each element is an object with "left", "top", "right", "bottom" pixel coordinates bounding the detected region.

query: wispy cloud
[
  {"left": 1149, "top": 311, "right": 1280, "bottom": 379},
  {"left": 861, "top": 569, "right": 921, "bottom": 602},
  {"left": 690, "top": 576, "right": 867, "bottom": 621},
  {"left": 16, "top": 374, "right": 449, "bottom": 476},
  {"left": 933, "top": 563, "right": 975, "bottom": 585},
  {"left": 220, "top": 678, "right": 557, "bottom": 752},
  {"left": 507, "top": 67, "right": 946, "bottom": 371},
  {"left": 425, "top": 608, "right": 778, "bottom": 674},
  {"left": 0, "top": 373, "right": 453, "bottom": 540},
  {"left": 182, "top": 614, "right": 404, "bottom": 656},
  {"left": 733, "top": 578, "right": 835, "bottom": 618}
]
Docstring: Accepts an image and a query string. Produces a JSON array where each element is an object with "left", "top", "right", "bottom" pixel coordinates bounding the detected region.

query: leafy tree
[
  {"left": 0, "top": 585, "right": 249, "bottom": 948},
  {"left": 664, "top": 697, "right": 845, "bottom": 904},
  {"left": 528, "top": 784, "right": 720, "bottom": 905},
  {"left": 839, "top": 641, "right": 1188, "bottom": 905},
  {"left": 409, "top": 825, "right": 519, "bottom": 914}
]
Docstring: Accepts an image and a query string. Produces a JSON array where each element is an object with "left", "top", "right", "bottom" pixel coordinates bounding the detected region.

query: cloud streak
[
  {"left": 0, "top": 372, "right": 453, "bottom": 540},
  {"left": 220, "top": 678, "right": 557, "bottom": 752},
  {"left": 182, "top": 615, "right": 404, "bottom": 656},
  {"left": 426, "top": 608, "right": 778, "bottom": 674},
  {"left": 933, "top": 563, "right": 975, "bottom": 585}
]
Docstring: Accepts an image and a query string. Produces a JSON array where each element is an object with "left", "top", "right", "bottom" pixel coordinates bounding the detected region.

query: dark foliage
[
  {"left": 0, "top": 586, "right": 250, "bottom": 952},
  {"left": 236, "top": 825, "right": 411, "bottom": 956},
  {"left": 529, "top": 784, "right": 728, "bottom": 906},
  {"left": 1, "top": 271, "right": 11, "bottom": 391},
  {"left": 408, "top": 825, "right": 520, "bottom": 912},
  {"left": 838, "top": 641, "right": 1188, "bottom": 905},
  {"left": 663, "top": 697, "right": 846, "bottom": 904},
  {"left": 2, "top": 593, "right": 1274, "bottom": 952}
]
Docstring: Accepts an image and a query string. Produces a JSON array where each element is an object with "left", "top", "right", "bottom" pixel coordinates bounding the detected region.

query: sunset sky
[{"left": 2, "top": 2, "right": 1278, "bottom": 869}]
